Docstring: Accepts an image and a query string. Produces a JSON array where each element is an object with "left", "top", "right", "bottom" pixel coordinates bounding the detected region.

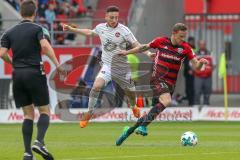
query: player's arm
[
  {"left": 40, "top": 39, "right": 66, "bottom": 75},
  {"left": 0, "top": 47, "right": 12, "bottom": 64},
  {"left": 132, "top": 41, "right": 155, "bottom": 58},
  {"left": 119, "top": 43, "right": 151, "bottom": 56},
  {"left": 62, "top": 23, "right": 96, "bottom": 37},
  {"left": 190, "top": 57, "right": 208, "bottom": 71},
  {"left": 0, "top": 32, "right": 12, "bottom": 64}
]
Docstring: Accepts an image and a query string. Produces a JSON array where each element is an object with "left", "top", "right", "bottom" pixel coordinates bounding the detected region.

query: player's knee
[
  {"left": 23, "top": 111, "right": 35, "bottom": 120},
  {"left": 38, "top": 105, "right": 50, "bottom": 116},
  {"left": 159, "top": 95, "right": 172, "bottom": 107},
  {"left": 92, "top": 78, "right": 105, "bottom": 92},
  {"left": 24, "top": 114, "right": 34, "bottom": 120},
  {"left": 23, "top": 105, "right": 35, "bottom": 120},
  {"left": 92, "top": 86, "right": 101, "bottom": 92}
]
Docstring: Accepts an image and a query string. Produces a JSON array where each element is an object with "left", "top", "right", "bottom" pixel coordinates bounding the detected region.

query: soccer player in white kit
[{"left": 63, "top": 6, "right": 150, "bottom": 128}]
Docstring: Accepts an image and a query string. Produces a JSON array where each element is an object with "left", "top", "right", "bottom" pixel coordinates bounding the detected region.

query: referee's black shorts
[{"left": 12, "top": 67, "right": 50, "bottom": 108}]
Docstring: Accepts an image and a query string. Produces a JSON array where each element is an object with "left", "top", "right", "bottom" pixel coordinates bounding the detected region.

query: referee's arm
[
  {"left": 40, "top": 39, "right": 66, "bottom": 75},
  {"left": 40, "top": 39, "right": 60, "bottom": 67},
  {"left": 0, "top": 33, "right": 12, "bottom": 64},
  {"left": 0, "top": 48, "right": 12, "bottom": 64}
]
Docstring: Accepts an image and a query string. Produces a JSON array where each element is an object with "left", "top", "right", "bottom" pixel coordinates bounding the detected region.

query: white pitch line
[{"left": 60, "top": 151, "right": 240, "bottom": 160}]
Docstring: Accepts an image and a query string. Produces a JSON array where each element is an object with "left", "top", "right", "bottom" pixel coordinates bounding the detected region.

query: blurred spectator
[
  {"left": 194, "top": 40, "right": 214, "bottom": 107},
  {"left": 70, "top": 78, "right": 89, "bottom": 108},
  {"left": 45, "top": 4, "right": 56, "bottom": 24},
  {"left": 7, "top": 0, "right": 79, "bottom": 45},
  {"left": 38, "top": 3, "right": 47, "bottom": 18},
  {"left": 84, "top": 0, "right": 93, "bottom": 16},
  {"left": 39, "top": 0, "right": 48, "bottom": 5},
  {"left": 54, "top": 22, "right": 65, "bottom": 44},
  {"left": 183, "top": 36, "right": 196, "bottom": 106},
  {"left": 38, "top": 16, "right": 49, "bottom": 30},
  {"left": 76, "top": 0, "right": 87, "bottom": 16}
]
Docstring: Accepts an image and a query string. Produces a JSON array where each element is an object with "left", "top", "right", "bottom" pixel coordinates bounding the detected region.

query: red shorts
[{"left": 150, "top": 78, "right": 175, "bottom": 97}]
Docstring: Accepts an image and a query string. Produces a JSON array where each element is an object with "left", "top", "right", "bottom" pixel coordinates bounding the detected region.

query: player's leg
[
  {"left": 116, "top": 79, "right": 173, "bottom": 145},
  {"left": 124, "top": 89, "right": 141, "bottom": 118},
  {"left": 32, "top": 105, "right": 54, "bottom": 160},
  {"left": 80, "top": 65, "right": 111, "bottom": 128},
  {"left": 139, "top": 93, "right": 171, "bottom": 127},
  {"left": 12, "top": 68, "right": 36, "bottom": 160},
  {"left": 116, "top": 93, "right": 171, "bottom": 146},
  {"left": 130, "top": 93, "right": 171, "bottom": 134},
  {"left": 194, "top": 77, "right": 202, "bottom": 105},
  {"left": 113, "top": 74, "right": 141, "bottom": 118},
  {"left": 27, "top": 68, "right": 51, "bottom": 145},
  {"left": 36, "top": 106, "right": 50, "bottom": 144},
  {"left": 80, "top": 77, "right": 106, "bottom": 128},
  {"left": 22, "top": 105, "right": 35, "bottom": 160},
  {"left": 23, "top": 68, "right": 53, "bottom": 160},
  {"left": 203, "top": 77, "right": 212, "bottom": 105},
  {"left": 88, "top": 77, "right": 105, "bottom": 113}
]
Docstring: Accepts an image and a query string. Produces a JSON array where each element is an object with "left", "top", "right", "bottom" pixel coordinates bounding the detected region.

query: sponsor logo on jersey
[
  {"left": 161, "top": 53, "right": 180, "bottom": 61},
  {"left": 115, "top": 32, "right": 120, "bottom": 37},
  {"left": 178, "top": 48, "right": 183, "bottom": 53}
]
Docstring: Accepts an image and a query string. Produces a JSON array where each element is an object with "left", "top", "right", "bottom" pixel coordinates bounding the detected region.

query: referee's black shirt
[{"left": 0, "top": 20, "right": 50, "bottom": 68}]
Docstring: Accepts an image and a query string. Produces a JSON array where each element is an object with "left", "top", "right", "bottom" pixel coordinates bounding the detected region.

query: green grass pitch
[{"left": 1, "top": 122, "right": 240, "bottom": 160}]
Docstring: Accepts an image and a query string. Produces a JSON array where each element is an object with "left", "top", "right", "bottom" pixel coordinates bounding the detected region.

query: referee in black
[{"left": 0, "top": 1, "right": 65, "bottom": 160}]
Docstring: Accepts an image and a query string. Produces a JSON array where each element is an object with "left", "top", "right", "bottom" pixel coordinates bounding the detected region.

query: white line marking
[{"left": 60, "top": 151, "right": 240, "bottom": 160}]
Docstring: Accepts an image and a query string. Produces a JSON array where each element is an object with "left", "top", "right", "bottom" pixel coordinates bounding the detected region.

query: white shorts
[{"left": 96, "top": 65, "right": 135, "bottom": 91}]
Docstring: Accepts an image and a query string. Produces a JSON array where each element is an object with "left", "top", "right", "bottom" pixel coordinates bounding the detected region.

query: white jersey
[{"left": 93, "top": 23, "right": 137, "bottom": 75}]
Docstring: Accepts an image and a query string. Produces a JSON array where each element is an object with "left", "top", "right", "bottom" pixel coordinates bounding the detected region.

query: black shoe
[
  {"left": 32, "top": 140, "right": 54, "bottom": 160},
  {"left": 23, "top": 153, "right": 36, "bottom": 160}
]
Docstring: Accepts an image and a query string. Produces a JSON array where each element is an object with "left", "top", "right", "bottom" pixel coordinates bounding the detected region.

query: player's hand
[
  {"left": 147, "top": 52, "right": 156, "bottom": 59},
  {"left": 199, "top": 58, "right": 208, "bottom": 64},
  {"left": 62, "top": 23, "right": 78, "bottom": 31},
  {"left": 118, "top": 50, "right": 129, "bottom": 56},
  {"left": 56, "top": 65, "right": 67, "bottom": 77},
  {"left": 62, "top": 23, "right": 72, "bottom": 31}
]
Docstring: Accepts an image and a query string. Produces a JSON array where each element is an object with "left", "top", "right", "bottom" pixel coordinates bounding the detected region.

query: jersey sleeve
[
  {"left": 124, "top": 27, "right": 137, "bottom": 44},
  {"left": 0, "top": 32, "right": 10, "bottom": 49},
  {"left": 185, "top": 44, "right": 196, "bottom": 60},
  {"left": 149, "top": 37, "right": 163, "bottom": 49},
  {"left": 37, "top": 27, "right": 51, "bottom": 42},
  {"left": 92, "top": 24, "right": 101, "bottom": 35}
]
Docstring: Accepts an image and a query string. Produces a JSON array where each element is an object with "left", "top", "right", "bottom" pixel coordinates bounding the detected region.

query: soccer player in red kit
[{"left": 116, "top": 23, "right": 208, "bottom": 145}]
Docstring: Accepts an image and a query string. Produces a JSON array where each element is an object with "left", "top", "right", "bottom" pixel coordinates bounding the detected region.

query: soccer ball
[{"left": 181, "top": 131, "right": 198, "bottom": 146}]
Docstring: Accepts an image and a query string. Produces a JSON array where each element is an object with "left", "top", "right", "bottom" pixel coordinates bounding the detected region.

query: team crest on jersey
[
  {"left": 115, "top": 32, "right": 120, "bottom": 37},
  {"left": 178, "top": 48, "right": 183, "bottom": 53}
]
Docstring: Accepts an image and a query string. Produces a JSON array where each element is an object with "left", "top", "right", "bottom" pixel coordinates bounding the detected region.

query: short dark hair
[
  {"left": 172, "top": 23, "right": 187, "bottom": 32},
  {"left": 20, "top": 0, "right": 37, "bottom": 17},
  {"left": 106, "top": 6, "right": 119, "bottom": 13},
  {"left": 188, "top": 36, "right": 195, "bottom": 42}
]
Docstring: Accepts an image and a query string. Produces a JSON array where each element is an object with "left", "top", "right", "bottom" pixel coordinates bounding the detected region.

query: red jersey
[
  {"left": 150, "top": 37, "right": 195, "bottom": 85},
  {"left": 194, "top": 55, "right": 213, "bottom": 78}
]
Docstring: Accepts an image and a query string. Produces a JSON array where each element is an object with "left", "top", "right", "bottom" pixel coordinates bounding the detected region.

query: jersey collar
[
  {"left": 167, "top": 37, "right": 182, "bottom": 48},
  {"left": 106, "top": 23, "right": 119, "bottom": 29},
  {"left": 20, "top": 19, "right": 32, "bottom": 23}
]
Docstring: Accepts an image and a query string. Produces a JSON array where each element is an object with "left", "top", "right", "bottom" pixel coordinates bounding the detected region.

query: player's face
[
  {"left": 173, "top": 30, "right": 187, "bottom": 45},
  {"left": 105, "top": 12, "right": 119, "bottom": 28}
]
